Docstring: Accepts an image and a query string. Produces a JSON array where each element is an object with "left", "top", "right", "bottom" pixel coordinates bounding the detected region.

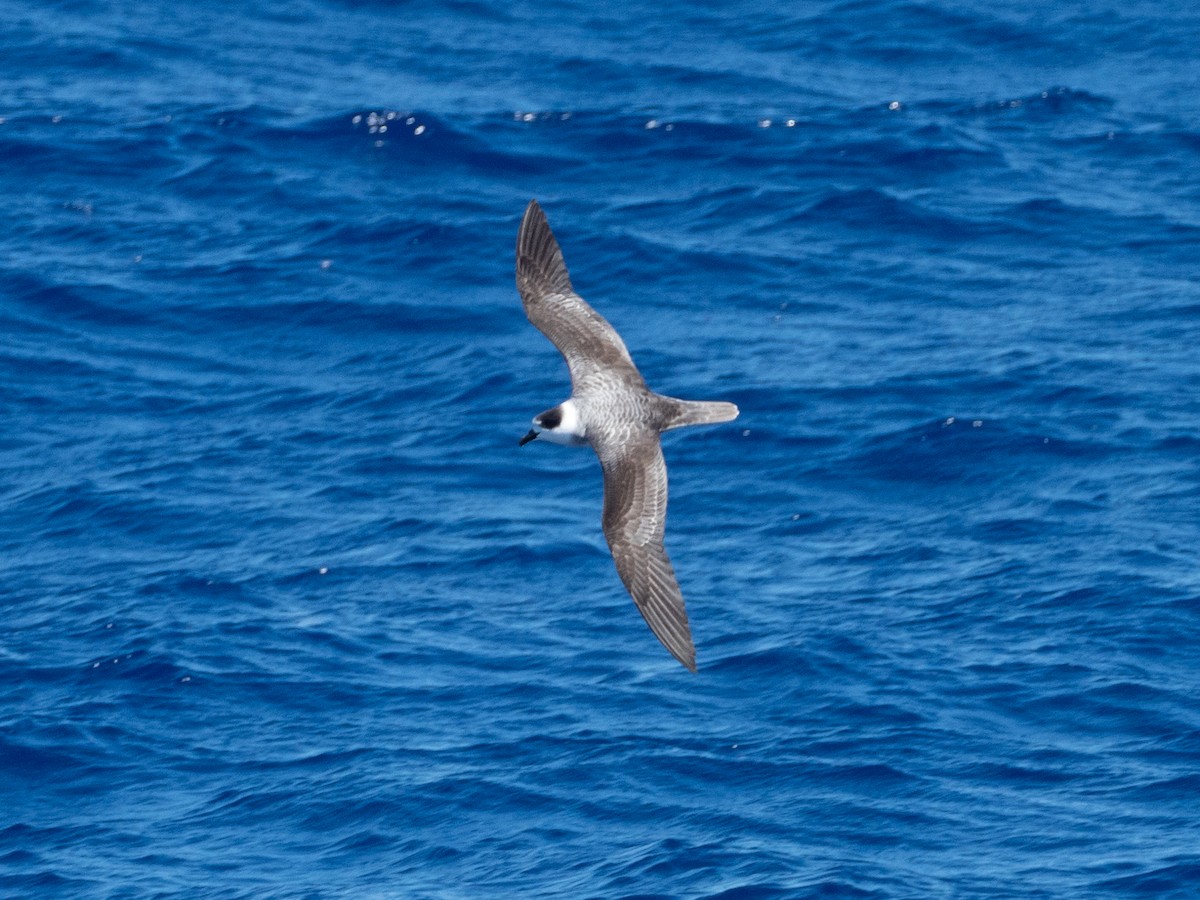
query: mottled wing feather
[
  {"left": 516, "top": 200, "right": 643, "bottom": 388},
  {"left": 599, "top": 435, "right": 697, "bottom": 672}
]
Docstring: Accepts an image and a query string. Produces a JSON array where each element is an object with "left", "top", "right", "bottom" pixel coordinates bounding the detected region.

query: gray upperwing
[
  {"left": 516, "top": 200, "right": 644, "bottom": 388},
  {"left": 599, "top": 435, "right": 697, "bottom": 672}
]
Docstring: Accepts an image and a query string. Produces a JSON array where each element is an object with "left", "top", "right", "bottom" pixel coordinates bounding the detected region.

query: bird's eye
[{"left": 539, "top": 408, "right": 562, "bottom": 429}]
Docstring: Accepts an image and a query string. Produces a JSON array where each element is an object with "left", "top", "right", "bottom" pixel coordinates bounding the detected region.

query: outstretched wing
[
  {"left": 599, "top": 435, "right": 697, "bottom": 672},
  {"left": 516, "top": 200, "right": 644, "bottom": 389}
]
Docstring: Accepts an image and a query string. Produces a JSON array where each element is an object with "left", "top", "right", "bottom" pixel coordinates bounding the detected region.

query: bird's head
[{"left": 520, "top": 400, "right": 586, "bottom": 446}]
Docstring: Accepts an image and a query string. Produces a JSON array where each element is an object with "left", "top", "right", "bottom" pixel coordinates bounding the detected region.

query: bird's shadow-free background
[{"left": 3, "top": 1, "right": 1199, "bottom": 897}]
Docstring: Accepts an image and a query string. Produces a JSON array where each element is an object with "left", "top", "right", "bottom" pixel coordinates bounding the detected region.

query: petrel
[{"left": 516, "top": 200, "right": 738, "bottom": 672}]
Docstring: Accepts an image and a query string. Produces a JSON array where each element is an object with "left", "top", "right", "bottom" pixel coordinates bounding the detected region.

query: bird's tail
[{"left": 661, "top": 398, "right": 740, "bottom": 431}]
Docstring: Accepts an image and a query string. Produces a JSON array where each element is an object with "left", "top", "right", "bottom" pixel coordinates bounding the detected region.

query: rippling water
[{"left": 3, "top": 1, "right": 1199, "bottom": 897}]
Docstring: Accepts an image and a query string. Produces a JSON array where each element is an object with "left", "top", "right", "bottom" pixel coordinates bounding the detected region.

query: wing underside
[
  {"left": 600, "top": 436, "right": 697, "bottom": 672},
  {"left": 516, "top": 200, "right": 642, "bottom": 388}
]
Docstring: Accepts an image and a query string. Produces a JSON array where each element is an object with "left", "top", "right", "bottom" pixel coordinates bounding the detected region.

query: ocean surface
[{"left": 3, "top": 1, "right": 1199, "bottom": 897}]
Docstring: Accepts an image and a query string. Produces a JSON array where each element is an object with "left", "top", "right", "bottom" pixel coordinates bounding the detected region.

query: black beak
[{"left": 519, "top": 429, "right": 539, "bottom": 447}]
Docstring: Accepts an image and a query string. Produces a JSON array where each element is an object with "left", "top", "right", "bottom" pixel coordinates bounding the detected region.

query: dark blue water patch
[
  {"left": 0, "top": 131, "right": 90, "bottom": 177},
  {"left": 0, "top": 118, "right": 178, "bottom": 192},
  {"left": 802, "top": 2, "right": 1073, "bottom": 65},
  {"left": 873, "top": 138, "right": 1002, "bottom": 178},
  {"left": 0, "top": 868, "right": 95, "bottom": 897},
  {"left": 945, "top": 86, "right": 1116, "bottom": 121},
  {"left": 4, "top": 272, "right": 159, "bottom": 330},
  {"left": 798, "top": 187, "right": 1002, "bottom": 242},
  {"left": 846, "top": 416, "right": 1098, "bottom": 485},
  {"left": 1130, "top": 772, "right": 1200, "bottom": 806},
  {"left": 1065, "top": 124, "right": 1200, "bottom": 172},
  {"left": 964, "top": 515, "right": 1054, "bottom": 544},
  {"left": 2, "top": 31, "right": 131, "bottom": 75},
  {"left": 0, "top": 733, "right": 94, "bottom": 783},
  {"left": 705, "top": 884, "right": 813, "bottom": 900},
  {"left": 11, "top": 479, "right": 179, "bottom": 542},
  {"left": 995, "top": 197, "right": 1200, "bottom": 261},
  {"left": 1091, "top": 860, "right": 1200, "bottom": 896}
]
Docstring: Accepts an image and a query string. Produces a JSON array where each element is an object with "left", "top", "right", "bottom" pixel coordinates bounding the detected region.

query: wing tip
[
  {"left": 516, "top": 199, "right": 573, "bottom": 299},
  {"left": 634, "top": 586, "right": 699, "bottom": 673},
  {"left": 667, "top": 630, "right": 698, "bottom": 672}
]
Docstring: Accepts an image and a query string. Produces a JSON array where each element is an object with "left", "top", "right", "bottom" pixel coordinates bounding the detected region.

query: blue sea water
[{"left": 3, "top": 0, "right": 1200, "bottom": 896}]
